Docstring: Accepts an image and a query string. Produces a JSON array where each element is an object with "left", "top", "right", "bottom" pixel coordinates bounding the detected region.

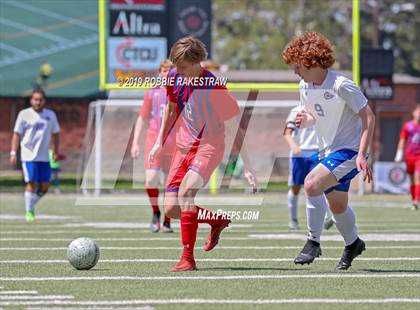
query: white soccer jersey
[
  {"left": 285, "top": 106, "right": 318, "bottom": 151},
  {"left": 299, "top": 70, "right": 368, "bottom": 158},
  {"left": 14, "top": 107, "right": 60, "bottom": 162}
]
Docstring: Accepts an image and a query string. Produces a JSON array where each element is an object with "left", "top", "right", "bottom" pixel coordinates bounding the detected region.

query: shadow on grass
[
  {"left": 198, "top": 266, "right": 304, "bottom": 271},
  {"left": 361, "top": 268, "right": 420, "bottom": 273}
]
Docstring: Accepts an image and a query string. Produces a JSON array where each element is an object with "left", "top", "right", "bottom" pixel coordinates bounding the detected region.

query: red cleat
[
  {"left": 203, "top": 219, "right": 231, "bottom": 251},
  {"left": 170, "top": 256, "right": 197, "bottom": 272}
]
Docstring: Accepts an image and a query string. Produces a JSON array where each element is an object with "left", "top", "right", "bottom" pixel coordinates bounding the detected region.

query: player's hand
[
  {"left": 131, "top": 144, "right": 140, "bottom": 160},
  {"left": 291, "top": 145, "right": 301, "bottom": 156},
  {"left": 148, "top": 142, "right": 162, "bottom": 168},
  {"left": 295, "top": 111, "right": 305, "bottom": 128},
  {"left": 9, "top": 155, "right": 17, "bottom": 166},
  {"left": 244, "top": 168, "right": 258, "bottom": 194},
  {"left": 356, "top": 155, "right": 372, "bottom": 183},
  {"left": 53, "top": 152, "right": 59, "bottom": 161}
]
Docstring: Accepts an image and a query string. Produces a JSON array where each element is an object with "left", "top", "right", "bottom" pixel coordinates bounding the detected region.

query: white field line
[
  {"left": 0, "top": 291, "right": 38, "bottom": 295},
  {"left": 1, "top": 245, "right": 420, "bottom": 251},
  {"left": 3, "top": 0, "right": 97, "bottom": 31},
  {"left": 0, "top": 257, "right": 420, "bottom": 264},
  {"left": 248, "top": 234, "right": 420, "bottom": 241},
  {"left": 1, "top": 274, "right": 420, "bottom": 282},
  {"left": 0, "top": 34, "right": 98, "bottom": 67},
  {"left": 0, "top": 296, "right": 74, "bottom": 300},
  {"left": 0, "top": 243, "right": 419, "bottom": 250},
  {"left": 2, "top": 298, "right": 420, "bottom": 306},
  {"left": 0, "top": 18, "right": 68, "bottom": 43},
  {"left": 26, "top": 307, "right": 154, "bottom": 310},
  {"left": 1, "top": 229, "right": 419, "bottom": 236}
]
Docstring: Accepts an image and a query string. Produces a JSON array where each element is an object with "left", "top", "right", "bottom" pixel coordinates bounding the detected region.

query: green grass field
[{"left": 0, "top": 192, "right": 419, "bottom": 309}]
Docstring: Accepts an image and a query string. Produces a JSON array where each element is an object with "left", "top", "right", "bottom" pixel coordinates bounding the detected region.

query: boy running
[
  {"left": 132, "top": 59, "right": 176, "bottom": 233},
  {"left": 395, "top": 104, "right": 420, "bottom": 210},
  {"left": 149, "top": 36, "right": 257, "bottom": 272},
  {"left": 283, "top": 32, "right": 375, "bottom": 270}
]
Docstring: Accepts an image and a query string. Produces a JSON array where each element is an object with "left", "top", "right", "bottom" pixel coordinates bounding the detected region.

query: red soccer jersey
[
  {"left": 400, "top": 120, "right": 420, "bottom": 158},
  {"left": 140, "top": 87, "right": 175, "bottom": 152},
  {"left": 166, "top": 68, "right": 240, "bottom": 151}
]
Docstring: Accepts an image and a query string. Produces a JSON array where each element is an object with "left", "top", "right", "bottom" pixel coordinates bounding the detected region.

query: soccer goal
[{"left": 77, "top": 92, "right": 302, "bottom": 195}]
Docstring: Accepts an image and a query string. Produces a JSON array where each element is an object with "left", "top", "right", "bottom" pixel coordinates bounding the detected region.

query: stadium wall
[{"left": 0, "top": 80, "right": 419, "bottom": 183}]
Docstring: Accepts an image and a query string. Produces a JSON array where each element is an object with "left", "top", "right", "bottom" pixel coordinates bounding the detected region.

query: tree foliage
[{"left": 212, "top": 0, "right": 419, "bottom": 76}]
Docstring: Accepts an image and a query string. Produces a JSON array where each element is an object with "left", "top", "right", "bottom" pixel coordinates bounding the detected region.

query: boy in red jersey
[
  {"left": 395, "top": 104, "right": 420, "bottom": 210},
  {"left": 131, "top": 60, "right": 176, "bottom": 232},
  {"left": 149, "top": 36, "right": 257, "bottom": 272}
]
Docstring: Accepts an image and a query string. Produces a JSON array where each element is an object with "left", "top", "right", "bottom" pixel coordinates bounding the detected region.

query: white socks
[
  {"left": 306, "top": 194, "right": 328, "bottom": 243},
  {"left": 287, "top": 190, "right": 298, "bottom": 221},
  {"left": 333, "top": 206, "right": 358, "bottom": 246},
  {"left": 24, "top": 191, "right": 38, "bottom": 213}
]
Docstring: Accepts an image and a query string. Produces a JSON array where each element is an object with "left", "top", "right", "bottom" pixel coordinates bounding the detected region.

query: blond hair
[{"left": 169, "top": 36, "right": 207, "bottom": 65}]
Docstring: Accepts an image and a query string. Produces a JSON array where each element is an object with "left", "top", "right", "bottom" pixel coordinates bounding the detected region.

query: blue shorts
[
  {"left": 320, "top": 149, "right": 360, "bottom": 194},
  {"left": 22, "top": 161, "right": 51, "bottom": 183},
  {"left": 288, "top": 152, "right": 319, "bottom": 186}
]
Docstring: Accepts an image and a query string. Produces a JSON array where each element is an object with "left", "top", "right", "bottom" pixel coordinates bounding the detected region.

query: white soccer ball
[{"left": 67, "top": 237, "right": 100, "bottom": 270}]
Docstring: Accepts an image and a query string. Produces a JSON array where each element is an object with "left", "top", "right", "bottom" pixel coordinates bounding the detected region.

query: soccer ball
[{"left": 67, "top": 237, "right": 100, "bottom": 270}]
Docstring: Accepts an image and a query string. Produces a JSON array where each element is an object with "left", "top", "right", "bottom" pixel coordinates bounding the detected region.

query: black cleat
[
  {"left": 336, "top": 238, "right": 366, "bottom": 270},
  {"left": 294, "top": 239, "right": 322, "bottom": 265}
]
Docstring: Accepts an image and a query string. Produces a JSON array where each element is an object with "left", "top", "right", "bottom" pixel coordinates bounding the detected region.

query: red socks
[
  {"left": 410, "top": 185, "right": 415, "bottom": 202},
  {"left": 146, "top": 187, "right": 171, "bottom": 223},
  {"left": 180, "top": 211, "right": 198, "bottom": 259},
  {"left": 414, "top": 184, "right": 420, "bottom": 204},
  {"left": 146, "top": 188, "right": 160, "bottom": 213}
]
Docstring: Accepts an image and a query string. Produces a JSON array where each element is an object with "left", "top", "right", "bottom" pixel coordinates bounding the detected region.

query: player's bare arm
[
  {"left": 131, "top": 116, "right": 147, "bottom": 159},
  {"left": 148, "top": 100, "right": 176, "bottom": 167},
  {"left": 283, "top": 128, "right": 301, "bottom": 155},
  {"left": 395, "top": 138, "right": 406, "bottom": 162},
  {"left": 10, "top": 132, "right": 20, "bottom": 166},
  {"left": 357, "top": 105, "right": 375, "bottom": 182},
  {"left": 52, "top": 133, "right": 60, "bottom": 161}
]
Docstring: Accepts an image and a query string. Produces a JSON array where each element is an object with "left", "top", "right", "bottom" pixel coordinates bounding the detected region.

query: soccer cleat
[
  {"left": 25, "top": 211, "right": 35, "bottom": 222},
  {"left": 411, "top": 204, "right": 418, "bottom": 211},
  {"left": 336, "top": 238, "right": 366, "bottom": 270},
  {"left": 294, "top": 239, "right": 322, "bottom": 265},
  {"left": 150, "top": 213, "right": 161, "bottom": 233},
  {"left": 288, "top": 219, "right": 300, "bottom": 230},
  {"left": 324, "top": 218, "right": 334, "bottom": 230},
  {"left": 203, "top": 219, "right": 231, "bottom": 251},
  {"left": 161, "top": 221, "right": 174, "bottom": 233},
  {"left": 170, "top": 256, "right": 197, "bottom": 272}
]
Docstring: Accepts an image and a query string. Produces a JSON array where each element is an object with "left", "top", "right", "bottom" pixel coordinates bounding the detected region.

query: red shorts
[
  {"left": 143, "top": 135, "right": 174, "bottom": 173},
  {"left": 165, "top": 143, "right": 224, "bottom": 192},
  {"left": 406, "top": 156, "right": 420, "bottom": 175}
]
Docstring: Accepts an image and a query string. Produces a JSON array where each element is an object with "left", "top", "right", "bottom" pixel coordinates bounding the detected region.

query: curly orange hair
[{"left": 283, "top": 32, "right": 335, "bottom": 69}]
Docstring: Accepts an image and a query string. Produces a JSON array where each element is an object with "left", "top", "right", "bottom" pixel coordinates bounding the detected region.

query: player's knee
[
  {"left": 26, "top": 182, "right": 36, "bottom": 192},
  {"left": 145, "top": 175, "right": 159, "bottom": 188},
  {"left": 40, "top": 183, "right": 50, "bottom": 193},
  {"left": 291, "top": 185, "right": 300, "bottom": 195},
  {"left": 329, "top": 201, "right": 347, "bottom": 214},
  {"left": 164, "top": 205, "right": 180, "bottom": 219},
  {"left": 304, "top": 178, "right": 321, "bottom": 196}
]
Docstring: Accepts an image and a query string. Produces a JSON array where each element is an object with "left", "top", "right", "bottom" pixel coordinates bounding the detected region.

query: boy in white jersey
[
  {"left": 10, "top": 89, "right": 60, "bottom": 222},
  {"left": 283, "top": 32, "right": 375, "bottom": 270},
  {"left": 284, "top": 106, "right": 333, "bottom": 230}
]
